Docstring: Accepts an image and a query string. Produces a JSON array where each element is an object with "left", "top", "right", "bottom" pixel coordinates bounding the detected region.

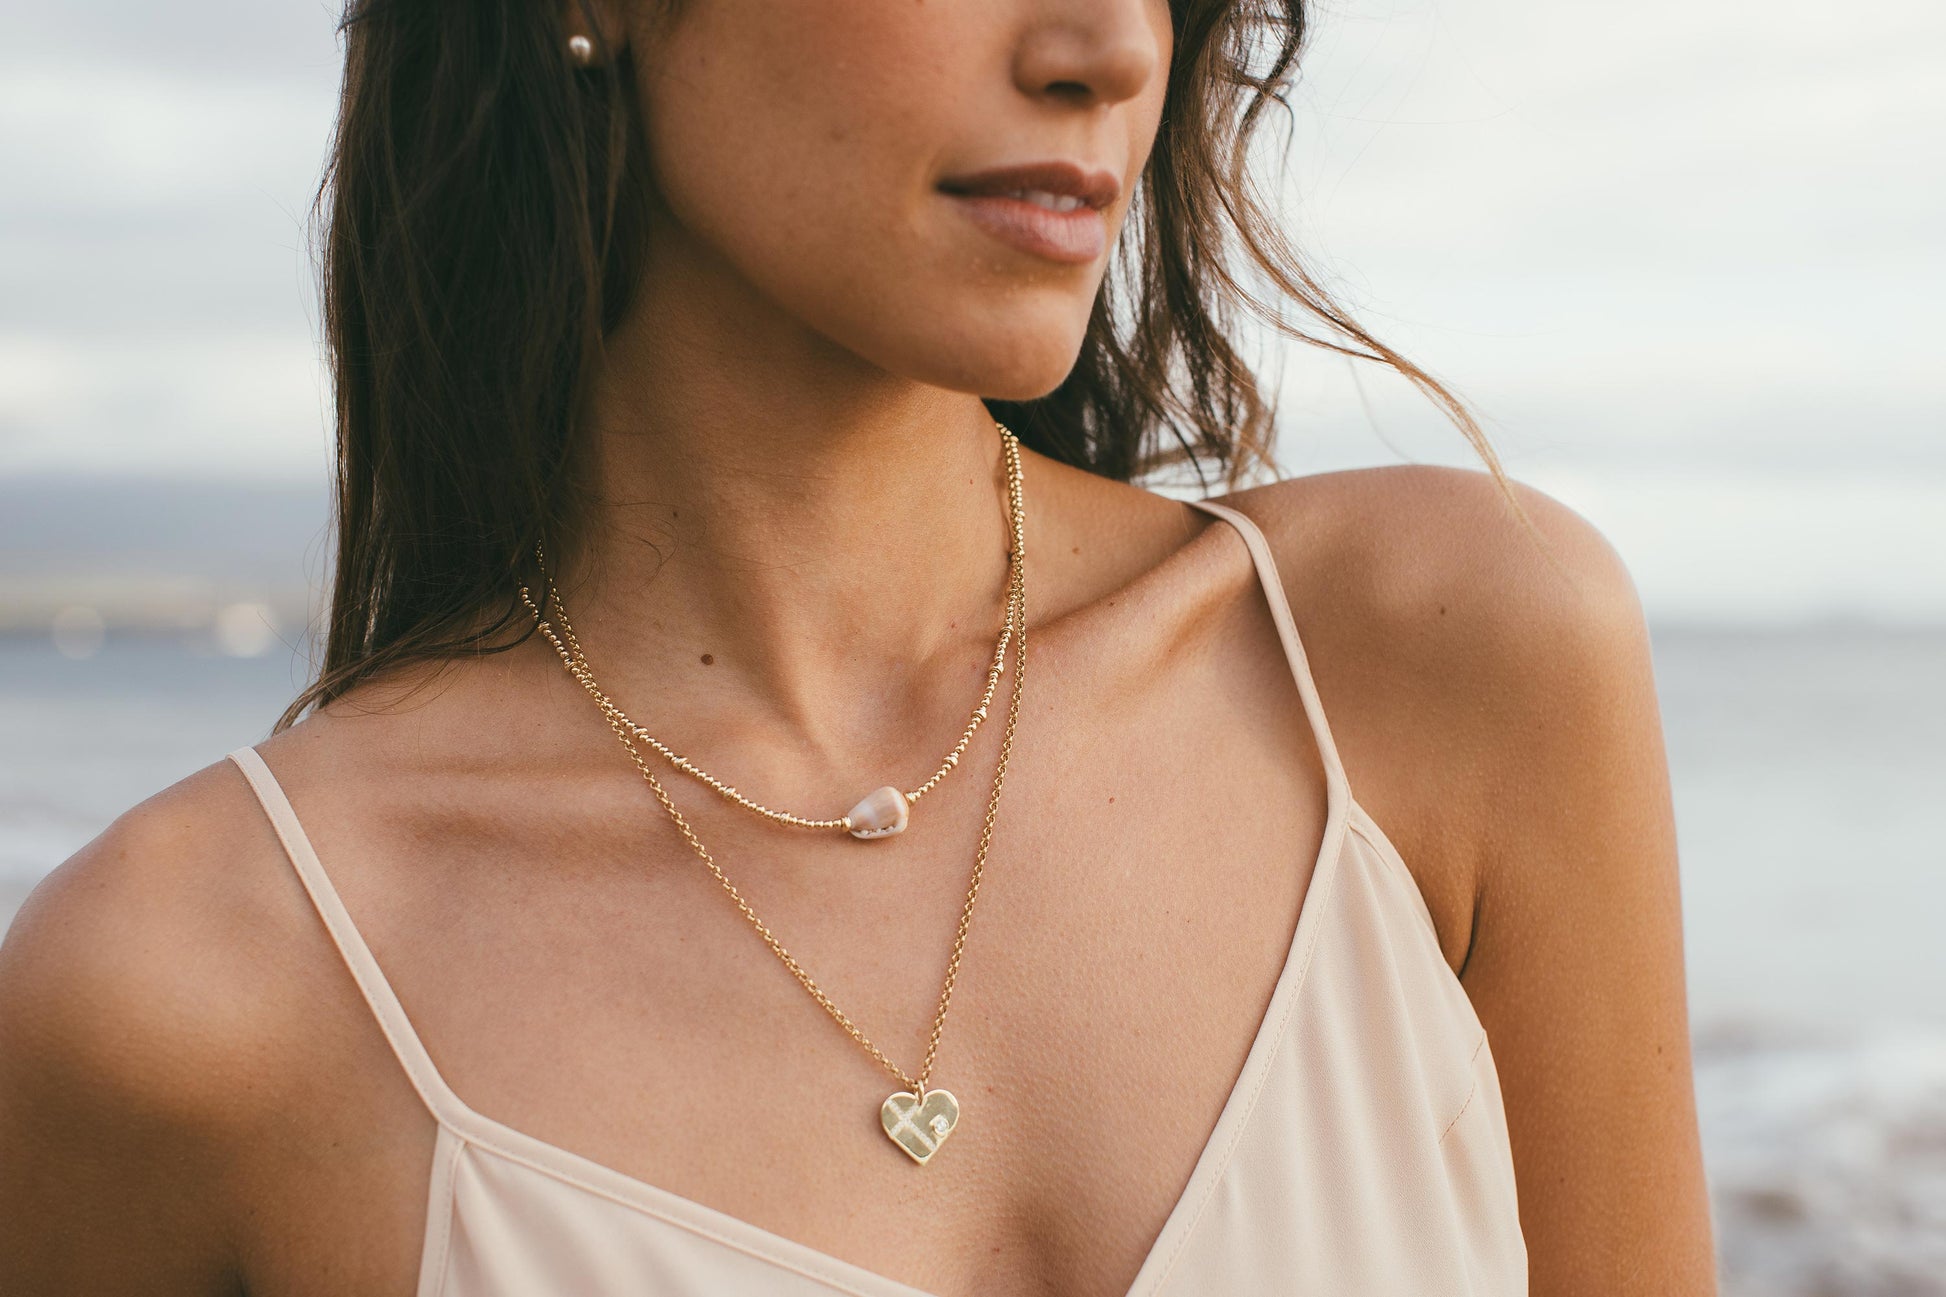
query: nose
[{"left": 1012, "top": 0, "right": 1166, "bottom": 108}]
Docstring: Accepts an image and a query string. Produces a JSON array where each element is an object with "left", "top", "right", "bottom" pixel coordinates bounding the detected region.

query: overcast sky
[{"left": 1, "top": 0, "right": 1941, "bottom": 622}]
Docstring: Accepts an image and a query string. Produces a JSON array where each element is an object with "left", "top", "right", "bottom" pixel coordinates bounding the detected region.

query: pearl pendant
[{"left": 846, "top": 785, "right": 909, "bottom": 839}]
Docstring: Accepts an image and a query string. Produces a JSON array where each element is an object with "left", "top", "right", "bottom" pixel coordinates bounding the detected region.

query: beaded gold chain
[{"left": 527, "top": 421, "right": 1025, "bottom": 842}]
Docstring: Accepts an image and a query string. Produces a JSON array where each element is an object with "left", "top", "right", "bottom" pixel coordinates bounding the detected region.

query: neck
[{"left": 545, "top": 268, "right": 1023, "bottom": 759}]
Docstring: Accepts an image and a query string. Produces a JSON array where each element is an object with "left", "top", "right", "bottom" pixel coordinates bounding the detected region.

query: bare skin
[{"left": 0, "top": 1, "right": 1715, "bottom": 1293}]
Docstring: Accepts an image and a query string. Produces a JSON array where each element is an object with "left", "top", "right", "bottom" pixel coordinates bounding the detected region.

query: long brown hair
[{"left": 278, "top": 0, "right": 1507, "bottom": 731}]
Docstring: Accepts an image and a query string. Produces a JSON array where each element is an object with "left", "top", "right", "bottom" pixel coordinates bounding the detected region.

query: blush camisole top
[{"left": 226, "top": 498, "right": 1528, "bottom": 1296}]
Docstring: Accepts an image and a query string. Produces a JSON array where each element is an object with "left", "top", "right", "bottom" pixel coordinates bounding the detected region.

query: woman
[{"left": 0, "top": 0, "right": 1716, "bottom": 1292}]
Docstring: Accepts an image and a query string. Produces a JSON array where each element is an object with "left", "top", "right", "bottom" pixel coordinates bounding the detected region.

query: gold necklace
[
  {"left": 519, "top": 427, "right": 1028, "bottom": 1165},
  {"left": 531, "top": 422, "right": 1024, "bottom": 842}
]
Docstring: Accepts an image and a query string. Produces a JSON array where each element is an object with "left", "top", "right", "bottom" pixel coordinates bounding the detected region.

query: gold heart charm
[{"left": 880, "top": 1088, "right": 960, "bottom": 1165}]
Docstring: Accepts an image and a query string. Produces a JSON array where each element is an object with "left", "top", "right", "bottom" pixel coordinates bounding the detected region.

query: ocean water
[
  {"left": 1, "top": 623, "right": 1942, "bottom": 1291},
  {"left": 1653, "top": 626, "right": 1946, "bottom": 1296}
]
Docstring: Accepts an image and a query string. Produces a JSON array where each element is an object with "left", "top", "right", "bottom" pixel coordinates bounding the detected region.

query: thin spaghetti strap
[
  {"left": 1184, "top": 498, "right": 1351, "bottom": 802},
  {"left": 226, "top": 745, "right": 463, "bottom": 1123}
]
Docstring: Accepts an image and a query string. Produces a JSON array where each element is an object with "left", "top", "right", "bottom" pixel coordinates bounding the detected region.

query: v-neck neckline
[
  {"left": 426, "top": 773, "right": 1347, "bottom": 1297},
  {"left": 228, "top": 496, "right": 1354, "bottom": 1297}
]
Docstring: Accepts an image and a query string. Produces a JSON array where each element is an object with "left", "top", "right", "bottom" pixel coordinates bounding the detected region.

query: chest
[{"left": 239, "top": 625, "right": 1338, "bottom": 1294}]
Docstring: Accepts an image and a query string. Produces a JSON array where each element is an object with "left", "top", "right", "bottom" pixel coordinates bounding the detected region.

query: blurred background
[{"left": 2, "top": 1, "right": 1941, "bottom": 1290}]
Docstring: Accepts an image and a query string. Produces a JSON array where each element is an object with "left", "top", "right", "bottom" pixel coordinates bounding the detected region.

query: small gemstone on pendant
[{"left": 847, "top": 785, "right": 909, "bottom": 839}]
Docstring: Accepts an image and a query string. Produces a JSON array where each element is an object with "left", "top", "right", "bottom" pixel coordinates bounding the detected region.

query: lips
[
  {"left": 936, "top": 160, "right": 1120, "bottom": 264},
  {"left": 936, "top": 160, "right": 1120, "bottom": 210}
]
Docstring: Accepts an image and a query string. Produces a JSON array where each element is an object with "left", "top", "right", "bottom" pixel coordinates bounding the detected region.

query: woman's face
[{"left": 617, "top": 0, "right": 1173, "bottom": 401}]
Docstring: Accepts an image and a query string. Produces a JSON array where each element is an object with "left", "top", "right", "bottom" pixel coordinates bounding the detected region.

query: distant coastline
[{"left": 0, "top": 474, "right": 324, "bottom": 649}]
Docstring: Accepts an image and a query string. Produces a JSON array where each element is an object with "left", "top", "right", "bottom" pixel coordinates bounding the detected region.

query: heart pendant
[{"left": 880, "top": 1087, "right": 960, "bottom": 1165}]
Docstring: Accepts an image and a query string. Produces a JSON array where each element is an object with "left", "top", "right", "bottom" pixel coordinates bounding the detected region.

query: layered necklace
[{"left": 520, "top": 420, "right": 1026, "bottom": 1164}]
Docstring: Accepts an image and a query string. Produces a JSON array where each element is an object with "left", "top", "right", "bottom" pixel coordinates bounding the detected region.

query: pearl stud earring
[{"left": 567, "top": 34, "right": 594, "bottom": 66}]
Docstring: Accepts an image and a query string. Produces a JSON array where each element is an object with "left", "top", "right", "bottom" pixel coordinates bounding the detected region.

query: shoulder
[
  {"left": 0, "top": 755, "right": 323, "bottom": 1285},
  {"left": 1211, "top": 465, "right": 1663, "bottom": 961},
  {"left": 1215, "top": 475, "right": 1712, "bottom": 1285},
  {"left": 1219, "top": 463, "right": 1653, "bottom": 754},
  {"left": 0, "top": 758, "right": 290, "bottom": 1106},
  {"left": 1222, "top": 463, "right": 1645, "bottom": 670}
]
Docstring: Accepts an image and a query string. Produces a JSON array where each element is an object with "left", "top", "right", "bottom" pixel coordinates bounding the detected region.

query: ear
[{"left": 561, "top": 0, "right": 629, "bottom": 64}]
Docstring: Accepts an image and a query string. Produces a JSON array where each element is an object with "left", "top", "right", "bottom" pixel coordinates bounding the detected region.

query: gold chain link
[{"left": 518, "top": 424, "right": 1028, "bottom": 1095}]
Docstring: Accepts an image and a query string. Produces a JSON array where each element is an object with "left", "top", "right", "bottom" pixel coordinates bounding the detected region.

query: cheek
[
  {"left": 635, "top": 3, "right": 1113, "bottom": 398},
  {"left": 647, "top": 7, "right": 939, "bottom": 209}
]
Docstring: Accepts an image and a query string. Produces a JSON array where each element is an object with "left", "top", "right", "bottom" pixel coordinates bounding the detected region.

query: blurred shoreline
[{"left": 0, "top": 474, "right": 325, "bottom": 646}]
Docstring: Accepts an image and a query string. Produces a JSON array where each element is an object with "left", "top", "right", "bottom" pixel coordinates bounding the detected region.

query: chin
[
  {"left": 907, "top": 346, "right": 1082, "bottom": 403},
  {"left": 973, "top": 366, "right": 1078, "bottom": 403},
  {"left": 889, "top": 309, "right": 1091, "bottom": 402}
]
